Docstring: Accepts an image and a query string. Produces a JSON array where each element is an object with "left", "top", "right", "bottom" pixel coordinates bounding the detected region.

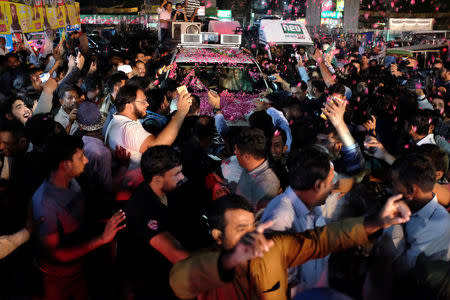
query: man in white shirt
[
  {"left": 104, "top": 84, "right": 192, "bottom": 171},
  {"left": 407, "top": 109, "right": 436, "bottom": 146},
  {"left": 261, "top": 146, "right": 333, "bottom": 295}
]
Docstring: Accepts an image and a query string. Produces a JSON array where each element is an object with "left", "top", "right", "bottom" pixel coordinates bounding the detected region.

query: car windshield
[{"left": 175, "top": 63, "right": 265, "bottom": 93}]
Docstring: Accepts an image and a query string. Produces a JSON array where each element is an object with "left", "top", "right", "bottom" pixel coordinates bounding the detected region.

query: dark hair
[
  {"left": 188, "top": 94, "right": 200, "bottom": 115},
  {"left": 115, "top": 84, "right": 140, "bottom": 112},
  {"left": 193, "top": 115, "right": 215, "bottom": 138},
  {"left": 316, "top": 120, "right": 338, "bottom": 137},
  {"left": 3, "top": 95, "right": 21, "bottom": 115},
  {"left": 45, "top": 135, "right": 84, "bottom": 172},
  {"left": 236, "top": 127, "right": 267, "bottom": 160},
  {"left": 311, "top": 79, "right": 326, "bottom": 93},
  {"left": 249, "top": 110, "right": 275, "bottom": 140},
  {"left": 443, "top": 60, "right": 450, "bottom": 71},
  {"left": 5, "top": 52, "right": 19, "bottom": 61},
  {"left": 391, "top": 154, "right": 436, "bottom": 193},
  {"left": 106, "top": 72, "right": 128, "bottom": 94},
  {"left": 207, "top": 194, "right": 254, "bottom": 232},
  {"left": 407, "top": 109, "right": 433, "bottom": 136},
  {"left": 58, "top": 83, "right": 79, "bottom": 100},
  {"left": 25, "top": 113, "right": 62, "bottom": 148},
  {"left": 81, "top": 75, "right": 100, "bottom": 93},
  {"left": 161, "top": 79, "right": 179, "bottom": 93},
  {"left": 128, "top": 76, "right": 150, "bottom": 90},
  {"left": 273, "top": 126, "right": 287, "bottom": 145},
  {"left": 416, "top": 144, "right": 448, "bottom": 177},
  {"left": 23, "top": 90, "right": 41, "bottom": 108},
  {"left": 145, "top": 88, "right": 166, "bottom": 113},
  {"left": 290, "top": 120, "right": 317, "bottom": 150},
  {"left": 140, "top": 145, "right": 181, "bottom": 183},
  {"left": 330, "top": 84, "right": 346, "bottom": 98},
  {"left": 290, "top": 80, "right": 308, "bottom": 92},
  {"left": 0, "top": 119, "right": 26, "bottom": 141},
  {"left": 287, "top": 146, "right": 331, "bottom": 190}
]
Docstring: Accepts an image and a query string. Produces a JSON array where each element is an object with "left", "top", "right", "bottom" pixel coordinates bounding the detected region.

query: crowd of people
[{"left": 0, "top": 25, "right": 449, "bottom": 300}]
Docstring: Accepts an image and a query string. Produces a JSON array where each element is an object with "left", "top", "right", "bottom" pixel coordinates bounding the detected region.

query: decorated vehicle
[{"left": 166, "top": 43, "right": 269, "bottom": 122}]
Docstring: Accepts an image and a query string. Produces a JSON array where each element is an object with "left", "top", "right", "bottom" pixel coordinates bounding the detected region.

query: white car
[{"left": 165, "top": 44, "right": 269, "bottom": 122}]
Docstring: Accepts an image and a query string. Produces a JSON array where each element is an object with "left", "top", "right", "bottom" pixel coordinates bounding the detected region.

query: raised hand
[
  {"left": 76, "top": 52, "right": 85, "bottom": 70},
  {"left": 100, "top": 210, "right": 127, "bottom": 244},
  {"left": 43, "top": 77, "right": 58, "bottom": 93},
  {"left": 311, "top": 49, "right": 323, "bottom": 63},
  {"left": 321, "top": 96, "right": 346, "bottom": 127},
  {"left": 88, "top": 61, "right": 97, "bottom": 74},
  {"left": 69, "top": 108, "right": 78, "bottom": 122},
  {"left": 68, "top": 55, "right": 76, "bottom": 69},
  {"left": 114, "top": 145, "right": 131, "bottom": 166},
  {"left": 222, "top": 221, "right": 275, "bottom": 270},
  {"left": 207, "top": 90, "right": 220, "bottom": 109},
  {"left": 176, "top": 91, "right": 193, "bottom": 116},
  {"left": 378, "top": 194, "right": 411, "bottom": 228},
  {"left": 363, "top": 136, "right": 395, "bottom": 164},
  {"left": 363, "top": 115, "right": 377, "bottom": 132},
  {"left": 364, "top": 194, "right": 410, "bottom": 235}
]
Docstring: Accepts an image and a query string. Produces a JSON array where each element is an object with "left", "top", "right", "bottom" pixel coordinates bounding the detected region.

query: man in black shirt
[
  {"left": 172, "top": 3, "right": 188, "bottom": 22},
  {"left": 118, "top": 146, "right": 189, "bottom": 299}
]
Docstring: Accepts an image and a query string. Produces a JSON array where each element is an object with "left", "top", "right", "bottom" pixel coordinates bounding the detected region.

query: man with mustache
[{"left": 118, "top": 145, "right": 189, "bottom": 299}]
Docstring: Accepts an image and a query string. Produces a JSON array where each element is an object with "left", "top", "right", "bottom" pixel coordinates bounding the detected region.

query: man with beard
[
  {"left": 104, "top": 84, "right": 192, "bottom": 171},
  {"left": 262, "top": 146, "right": 334, "bottom": 295},
  {"left": 118, "top": 146, "right": 189, "bottom": 299}
]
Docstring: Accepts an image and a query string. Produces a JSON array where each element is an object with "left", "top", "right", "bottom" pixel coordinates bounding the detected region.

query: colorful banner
[
  {"left": 0, "top": 1, "right": 80, "bottom": 33},
  {"left": 66, "top": 4, "right": 77, "bottom": 25},
  {"left": 31, "top": 0, "right": 44, "bottom": 32},
  {"left": 5, "top": 2, "right": 34, "bottom": 33},
  {"left": 0, "top": 34, "right": 13, "bottom": 53},
  {"left": 56, "top": 0, "right": 64, "bottom": 27},
  {"left": 0, "top": 2, "right": 9, "bottom": 34},
  {"left": 80, "top": 14, "right": 159, "bottom": 26},
  {"left": 75, "top": 1, "right": 79, "bottom": 24},
  {"left": 43, "top": 5, "right": 58, "bottom": 29}
]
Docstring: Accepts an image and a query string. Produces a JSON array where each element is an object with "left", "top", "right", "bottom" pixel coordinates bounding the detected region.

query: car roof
[{"left": 175, "top": 46, "right": 255, "bottom": 64}]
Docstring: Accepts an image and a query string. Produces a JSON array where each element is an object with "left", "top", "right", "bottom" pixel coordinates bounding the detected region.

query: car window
[{"left": 175, "top": 64, "right": 264, "bottom": 93}]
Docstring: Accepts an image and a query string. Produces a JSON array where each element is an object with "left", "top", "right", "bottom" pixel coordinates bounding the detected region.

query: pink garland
[{"left": 197, "top": 90, "right": 257, "bottom": 121}]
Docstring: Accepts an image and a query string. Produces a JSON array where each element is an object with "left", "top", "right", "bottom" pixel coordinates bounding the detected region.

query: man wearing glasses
[{"left": 104, "top": 84, "right": 192, "bottom": 172}]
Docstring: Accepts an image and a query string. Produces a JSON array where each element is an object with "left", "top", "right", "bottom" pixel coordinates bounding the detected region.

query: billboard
[
  {"left": 259, "top": 20, "right": 313, "bottom": 45},
  {"left": 0, "top": 3, "right": 9, "bottom": 34}
]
